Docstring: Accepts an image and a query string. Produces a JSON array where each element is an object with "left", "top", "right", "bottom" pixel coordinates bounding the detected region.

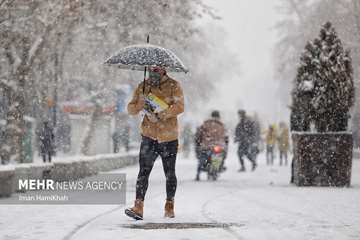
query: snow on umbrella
[{"left": 104, "top": 44, "right": 189, "bottom": 73}]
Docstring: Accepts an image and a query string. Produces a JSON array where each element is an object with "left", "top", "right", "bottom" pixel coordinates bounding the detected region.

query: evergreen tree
[
  {"left": 291, "top": 41, "right": 319, "bottom": 131},
  {"left": 291, "top": 22, "right": 354, "bottom": 132},
  {"left": 313, "top": 22, "right": 354, "bottom": 131}
]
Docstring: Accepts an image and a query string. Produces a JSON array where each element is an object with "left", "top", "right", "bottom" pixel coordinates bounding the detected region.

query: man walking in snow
[
  {"left": 235, "top": 110, "right": 257, "bottom": 171},
  {"left": 38, "top": 121, "right": 55, "bottom": 163},
  {"left": 125, "top": 66, "right": 184, "bottom": 220}
]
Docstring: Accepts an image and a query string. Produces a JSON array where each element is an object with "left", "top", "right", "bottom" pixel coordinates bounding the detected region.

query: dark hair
[
  {"left": 238, "top": 109, "right": 246, "bottom": 116},
  {"left": 211, "top": 110, "right": 220, "bottom": 118}
]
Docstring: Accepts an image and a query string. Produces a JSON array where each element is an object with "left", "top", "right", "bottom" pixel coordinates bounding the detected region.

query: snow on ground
[
  {"left": 0, "top": 144, "right": 360, "bottom": 240},
  {"left": 31, "top": 149, "right": 139, "bottom": 164}
]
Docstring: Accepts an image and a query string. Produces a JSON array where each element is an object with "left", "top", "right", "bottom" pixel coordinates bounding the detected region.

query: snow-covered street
[
  {"left": 1, "top": 146, "right": 360, "bottom": 240},
  {"left": 2, "top": 1, "right": 360, "bottom": 239}
]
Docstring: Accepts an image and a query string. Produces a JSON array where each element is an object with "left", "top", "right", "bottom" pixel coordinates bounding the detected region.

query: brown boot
[
  {"left": 164, "top": 200, "right": 175, "bottom": 218},
  {"left": 125, "top": 199, "right": 144, "bottom": 220}
]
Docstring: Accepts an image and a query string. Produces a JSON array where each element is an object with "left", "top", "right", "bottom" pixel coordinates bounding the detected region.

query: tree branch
[
  {"left": 0, "top": 0, "right": 7, "bottom": 7},
  {"left": 27, "top": 2, "right": 82, "bottom": 67},
  {"left": 27, "top": 35, "right": 44, "bottom": 66},
  {"left": 27, "top": 13, "right": 64, "bottom": 66},
  {"left": 10, "top": 43, "right": 22, "bottom": 72},
  {"left": 0, "top": 0, "right": 16, "bottom": 8},
  {"left": 289, "top": 0, "right": 305, "bottom": 23},
  {"left": 0, "top": 76, "right": 17, "bottom": 91}
]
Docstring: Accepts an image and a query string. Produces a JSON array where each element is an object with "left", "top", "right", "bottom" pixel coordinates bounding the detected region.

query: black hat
[
  {"left": 238, "top": 109, "right": 246, "bottom": 115},
  {"left": 211, "top": 110, "right": 220, "bottom": 118}
]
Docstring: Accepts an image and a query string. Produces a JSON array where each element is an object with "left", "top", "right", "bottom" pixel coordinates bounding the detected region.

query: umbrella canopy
[{"left": 104, "top": 44, "right": 188, "bottom": 73}]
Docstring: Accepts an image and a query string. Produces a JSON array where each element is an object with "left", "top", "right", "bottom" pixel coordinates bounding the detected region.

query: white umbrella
[{"left": 105, "top": 44, "right": 188, "bottom": 73}]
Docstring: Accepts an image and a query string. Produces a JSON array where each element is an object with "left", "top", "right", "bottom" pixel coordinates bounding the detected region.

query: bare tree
[
  {"left": 0, "top": 0, "right": 232, "bottom": 160},
  {"left": 0, "top": 0, "right": 83, "bottom": 163}
]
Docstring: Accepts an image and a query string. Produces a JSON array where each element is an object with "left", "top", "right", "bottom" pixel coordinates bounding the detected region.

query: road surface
[{"left": 1, "top": 147, "right": 360, "bottom": 240}]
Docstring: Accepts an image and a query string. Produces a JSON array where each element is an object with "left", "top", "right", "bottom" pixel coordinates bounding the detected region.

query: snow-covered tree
[
  {"left": 1, "top": 0, "right": 231, "bottom": 160},
  {"left": 0, "top": 0, "right": 83, "bottom": 163},
  {"left": 275, "top": 1, "right": 360, "bottom": 121},
  {"left": 292, "top": 22, "right": 355, "bottom": 132},
  {"left": 291, "top": 41, "right": 318, "bottom": 131}
]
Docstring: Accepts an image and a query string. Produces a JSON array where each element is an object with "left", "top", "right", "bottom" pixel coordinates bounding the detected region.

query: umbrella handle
[
  {"left": 143, "top": 66, "right": 147, "bottom": 94},
  {"left": 143, "top": 35, "right": 150, "bottom": 94}
]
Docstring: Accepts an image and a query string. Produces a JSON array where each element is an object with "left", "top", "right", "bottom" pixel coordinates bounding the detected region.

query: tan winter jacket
[
  {"left": 278, "top": 127, "right": 290, "bottom": 152},
  {"left": 127, "top": 75, "right": 184, "bottom": 143}
]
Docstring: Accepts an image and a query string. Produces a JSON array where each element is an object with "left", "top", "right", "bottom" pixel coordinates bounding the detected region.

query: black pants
[
  {"left": 266, "top": 145, "right": 274, "bottom": 165},
  {"left": 196, "top": 149, "right": 211, "bottom": 178},
  {"left": 42, "top": 152, "right": 52, "bottom": 163},
  {"left": 113, "top": 138, "right": 130, "bottom": 153},
  {"left": 237, "top": 145, "right": 256, "bottom": 169},
  {"left": 113, "top": 139, "right": 119, "bottom": 153},
  {"left": 290, "top": 157, "right": 295, "bottom": 183},
  {"left": 279, "top": 150, "right": 288, "bottom": 166},
  {"left": 136, "top": 136, "right": 178, "bottom": 201}
]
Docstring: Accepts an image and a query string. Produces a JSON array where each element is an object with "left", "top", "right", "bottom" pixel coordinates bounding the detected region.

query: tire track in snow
[
  {"left": 61, "top": 164, "right": 143, "bottom": 240},
  {"left": 200, "top": 185, "right": 246, "bottom": 240},
  {"left": 62, "top": 166, "right": 192, "bottom": 240},
  {"left": 62, "top": 205, "right": 123, "bottom": 240}
]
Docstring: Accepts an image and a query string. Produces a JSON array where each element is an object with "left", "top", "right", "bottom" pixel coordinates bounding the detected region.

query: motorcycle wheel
[{"left": 207, "top": 167, "right": 218, "bottom": 181}]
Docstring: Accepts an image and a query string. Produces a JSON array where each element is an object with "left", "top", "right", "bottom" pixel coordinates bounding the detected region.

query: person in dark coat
[
  {"left": 290, "top": 108, "right": 302, "bottom": 183},
  {"left": 235, "top": 110, "right": 257, "bottom": 172},
  {"left": 112, "top": 131, "right": 121, "bottom": 153},
  {"left": 112, "top": 126, "right": 130, "bottom": 153},
  {"left": 181, "top": 123, "right": 193, "bottom": 158},
  {"left": 38, "top": 121, "right": 55, "bottom": 163},
  {"left": 194, "top": 110, "right": 228, "bottom": 181},
  {"left": 194, "top": 126, "right": 202, "bottom": 161}
]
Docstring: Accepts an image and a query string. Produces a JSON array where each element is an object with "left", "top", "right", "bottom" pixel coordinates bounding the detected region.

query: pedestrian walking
[
  {"left": 235, "top": 110, "right": 257, "bottom": 172},
  {"left": 38, "top": 121, "right": 55, "bottom": 163},
  {"left": 112, "top": 126, "right": 130, "bottom": 153},
  {"left": 278, "top": 122, "right": 290, "bottom": 166},
  {"left": 265, "top": 125, "right": 276, "bottom": 165},
  {"left": 124, "top": 66, "right": 184, "bottom": 220},
  {"left": 112, "top": 131, "right": 121, "bottom": 153},
  {"left": 181, "top": 122, "right": 193, "bottom": 158}
]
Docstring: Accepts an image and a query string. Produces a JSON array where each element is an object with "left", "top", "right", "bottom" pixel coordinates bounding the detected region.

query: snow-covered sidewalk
[{"left": 0, "top": 147, "right": 359, "bottom": 240}]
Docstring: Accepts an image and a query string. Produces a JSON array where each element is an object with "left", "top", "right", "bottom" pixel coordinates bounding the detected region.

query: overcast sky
[{"left": 198, "top": 0, "right": 286, "bottom": 125}]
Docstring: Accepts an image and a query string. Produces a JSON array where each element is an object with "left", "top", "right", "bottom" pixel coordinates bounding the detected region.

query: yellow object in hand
[{"left": 146, "top": 93, "right": 169, "bottom": 113}]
